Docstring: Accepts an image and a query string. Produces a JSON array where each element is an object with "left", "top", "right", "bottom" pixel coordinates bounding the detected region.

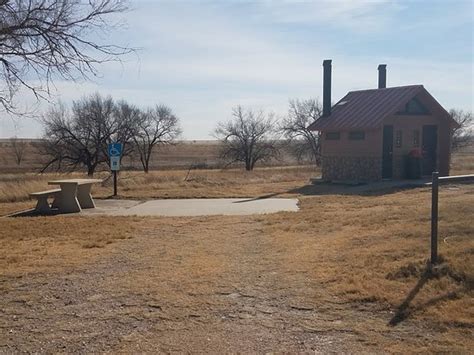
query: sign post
[
  {"left": 430, "top": 171, "right": 439, "bottom": 265},
  {"left": 108, "top": 143, "right": 123, "bottom": 197},
  {"left": 113, "top": 169, "right": 118, "bottom": 197}
]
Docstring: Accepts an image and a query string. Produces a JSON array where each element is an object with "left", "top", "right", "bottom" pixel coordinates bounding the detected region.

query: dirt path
[
  {"left": 1, "top": 215, "right": 434, "bottom": 353},
  {"left": 120, "top": 217, "right": 346, "bottom": 353}
]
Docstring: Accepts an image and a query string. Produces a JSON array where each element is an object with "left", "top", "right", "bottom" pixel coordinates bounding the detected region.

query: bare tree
[
  {"left": 214, "top": 106, "right": 279, "bottom": 171},
  {"left": 110, "top": 100, "right": 141, "bottom": 160},
  {"left": 41, "top": 93, "right": 138, "bottom": 176},
  {"left": 133, "top": 105, "right": 181, "bottom": 173},
  {"left": 9, "top": 136, "right": 27, "bottom": 165},
  {"left": 0, "top": 0, "right": 132, "bottom": 114},
  {"left": 280, "top": 98, "right": 322, "bottom": 165},
  {"left": 450, "top": 109, "right": 473, "bottom": 150}
]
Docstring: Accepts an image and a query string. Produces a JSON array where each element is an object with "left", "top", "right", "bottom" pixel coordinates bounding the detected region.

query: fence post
[{"left": 431, "top": 171, "right": 439, "bottom": 264}]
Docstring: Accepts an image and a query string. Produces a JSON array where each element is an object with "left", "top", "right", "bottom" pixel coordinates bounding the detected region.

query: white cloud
[
  {"left": 0, "top": 0, "right": 472, "bottom": 139},
  {"left": 250, "top": 0, "right": 402, "bottom": 32}
]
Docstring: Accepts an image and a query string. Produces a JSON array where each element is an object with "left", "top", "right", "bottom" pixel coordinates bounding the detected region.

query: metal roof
[{"left": 308, "top": 85, "right": 429, "bottom": 131}]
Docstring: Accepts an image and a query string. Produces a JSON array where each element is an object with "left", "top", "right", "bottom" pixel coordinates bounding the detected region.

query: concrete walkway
[{"left": 83, "top": 198, "right": 299, "bottom": 217}]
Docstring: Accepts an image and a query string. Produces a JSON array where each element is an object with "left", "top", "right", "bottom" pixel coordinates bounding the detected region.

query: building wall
[
  {"left": 384, "top": 114, "right": 451, "bottom": 178},
  {"left": 321, "top": 129, "right": 382, "bottom": 157},
  {"left": 437, "top": 119, "right": 452, "bottom": 176},
  {"left": 322, "top": 155, "right": 382, "bottom": 181},
  {"left": 321, "top": 129, "right": 382, "bottom": 181},
  {"left": 320, "top": 114, "right": 453, "bottom": 181}
]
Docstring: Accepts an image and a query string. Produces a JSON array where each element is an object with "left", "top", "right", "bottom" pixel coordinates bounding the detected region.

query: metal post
[
  {"left": 113, "top": 170, "right": 117, "bottom": 197},
  {"left": 431, "top": 171, "right": 439, "bottom": 264}
]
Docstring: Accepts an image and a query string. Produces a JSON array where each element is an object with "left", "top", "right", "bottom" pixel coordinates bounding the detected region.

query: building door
[
  {"left": 422, "top": 125, "right": 438, "bottom": 175},
  {"left": 382, "top": 125, "right": 393, "bottom": 179}
]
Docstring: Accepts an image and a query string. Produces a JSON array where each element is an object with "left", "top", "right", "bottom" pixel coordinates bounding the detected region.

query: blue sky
[{"left": 1, "top": 0, "right": 472, "bottom": 139}]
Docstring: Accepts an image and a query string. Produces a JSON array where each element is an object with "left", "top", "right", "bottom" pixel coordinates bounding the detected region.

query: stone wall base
[{"left": 322, "top": 156, "right": 382, "bottom": 181}]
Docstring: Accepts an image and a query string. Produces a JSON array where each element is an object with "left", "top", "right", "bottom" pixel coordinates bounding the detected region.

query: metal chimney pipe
[
  {"left": 378, "top": 64, "right": 387, "bottom": 89},
  {"left": 323, "top": 59, "right": 332, "bottom": 117}
]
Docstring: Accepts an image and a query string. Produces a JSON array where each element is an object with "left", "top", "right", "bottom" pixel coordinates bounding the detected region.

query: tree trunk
[
  {"left": 143, "top": 154, "right": 150, "bottom": 173},
  {"left": 139, "top": 153, "right": 147, "bottom": 173},
  {"left": 250, "top": 160, "right": 256, "bottom": 171},
  {"left": 87, "top": 165, "right": 95, "bottom": 176},
  {"left": 245, "top": 160, "right": 252, "bottom": 171},
  {"left": 143, "top": 145, "right": 154, "bottom": 173}
]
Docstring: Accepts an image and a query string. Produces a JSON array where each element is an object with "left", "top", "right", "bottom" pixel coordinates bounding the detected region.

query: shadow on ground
[
  {"left": 234, "top": 179, "right": 432, "bottom": 204},
  {"left": 6, "top": 208, "right": 61, "bottom": 217},
  {"left": 388, "top": 262, "right": 472, "bottom": 326}
]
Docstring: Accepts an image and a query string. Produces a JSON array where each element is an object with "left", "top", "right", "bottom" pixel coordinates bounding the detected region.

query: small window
[
  {"left": 395, "top": 130, "right": 402, "bottom": 148},
  {"left": 397, "top": 98, "right": 430, "bottom": 115},
  {"left": 413, "top": 130, "right": 420, "bottom": 147},
  {"left": 348, "top": 131, "right": 365, "bottom": 140},
  {"left": 326, "top": 132, "right": 340, "bottom": 140}
]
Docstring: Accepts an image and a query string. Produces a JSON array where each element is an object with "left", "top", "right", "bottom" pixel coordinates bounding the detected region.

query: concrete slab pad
[{"left": 84, "top": 198, "right": 299, "bottom": 217}]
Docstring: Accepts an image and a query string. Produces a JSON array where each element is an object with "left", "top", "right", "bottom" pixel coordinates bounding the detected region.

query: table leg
[
  {"left": 59, "top": 183, "right": 81, "bottom": 213},
  {"left": 77, "top": 183, "right": 96, "bottom": 209},
  {"left": 51, "top": 193, "right": 61, "bottom": 209},
  {"left": 35, "top": 196, "right": 52, "bottom": 214}
]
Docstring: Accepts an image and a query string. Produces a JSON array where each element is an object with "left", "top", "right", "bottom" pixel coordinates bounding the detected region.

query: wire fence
[{"left": 429, "top": 172, "right": 474, "bottom": 265}]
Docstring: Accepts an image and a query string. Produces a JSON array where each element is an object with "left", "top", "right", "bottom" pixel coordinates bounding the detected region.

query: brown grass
[
  {"left": 0, "top": 139, "right": 302, "bottom": 173},
  {"left": 0, "top": 216, "right": 142, "bottom": 276},
  {"left": 1, "top": 147, "right": 471, "bottom": 207},
  {"left": 0, "top": 165, "right": 317, "bottom": 215},
  {"left": 0, "top": 152, "right": 472, "bottom": 352},
  {"left": 115, "top": 165, "right": 316, "bottom": 199},
  {"left": 2, "top": 184, "right": 472, "bottom": 352},
  {"left": 451, "top": 151, "right": 474, "bottom": 175},
  {"left": 264, "top": 186, "right": 474, "bottom": 326}
]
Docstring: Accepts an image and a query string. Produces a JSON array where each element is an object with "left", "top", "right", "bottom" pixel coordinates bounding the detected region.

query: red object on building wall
[{"left": 409, "top": 148, "right": 422, "bottom": 159}]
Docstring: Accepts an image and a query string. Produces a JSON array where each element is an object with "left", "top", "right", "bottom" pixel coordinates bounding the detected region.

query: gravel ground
[{"left": 0, "top": 215, "right": 434, "bottom": 353}]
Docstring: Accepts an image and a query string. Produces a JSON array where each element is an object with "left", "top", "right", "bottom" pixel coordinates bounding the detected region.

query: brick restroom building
[{"left": 308, "top": 60, "right": 459, "bottom": 181}]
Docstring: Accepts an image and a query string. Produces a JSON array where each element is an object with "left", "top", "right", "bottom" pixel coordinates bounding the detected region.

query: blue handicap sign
[{"left": 108, "top": 143, "right": 123, "bottom": 157}]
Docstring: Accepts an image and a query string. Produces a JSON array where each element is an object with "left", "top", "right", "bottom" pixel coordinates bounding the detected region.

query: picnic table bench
[
  {"left": 29, "top": 178, "right": 102, "bottom": 214},
  {"left": 29, "top": 188, "right": 62, "bottom": 214}
]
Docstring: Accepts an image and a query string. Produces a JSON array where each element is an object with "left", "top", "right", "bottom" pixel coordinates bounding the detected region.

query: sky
[{"left": 0, "top": 0, "right": 473, "bottom": 139}]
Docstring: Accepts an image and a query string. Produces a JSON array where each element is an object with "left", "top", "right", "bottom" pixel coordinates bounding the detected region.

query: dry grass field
[
  {"left": 451, "top": 145, "right": 474, "bottom": 175},
  {"left": 0, "top": 139, "right": 303, "bottom": 173},
  {"left": 0, "top": 166, "right": 317, "bottom": 215},
  {"left": 0, "top": 151, "right": 473, "bottom": 352}
]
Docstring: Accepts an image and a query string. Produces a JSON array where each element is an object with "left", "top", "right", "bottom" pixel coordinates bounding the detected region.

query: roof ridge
[{"left": 347, "top": 84, "right": 423, "bottom": 94}]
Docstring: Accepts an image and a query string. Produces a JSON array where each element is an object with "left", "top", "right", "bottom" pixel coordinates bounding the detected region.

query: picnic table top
[{"left": 48, "top": 178, "right": 103, "bottom": 185}]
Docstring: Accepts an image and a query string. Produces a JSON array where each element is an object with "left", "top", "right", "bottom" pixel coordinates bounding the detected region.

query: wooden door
[
  {"left": 382, "top": 125, "right": 393, "bottom": 179},
  {"left": 422, "top": 125, "right": 438, "bottom": 175}
]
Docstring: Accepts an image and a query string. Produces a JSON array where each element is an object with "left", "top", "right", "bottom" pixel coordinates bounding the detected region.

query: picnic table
[{"left": 48, "top": 179, "right": 102, "bottom": 213}]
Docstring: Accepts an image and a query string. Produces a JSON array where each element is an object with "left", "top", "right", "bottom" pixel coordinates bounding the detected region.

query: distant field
[
  {"left": 450, "top": 143, "right": 474, "bottom": 175},
  {"left": 1, "top": 138, "right": 471, "bottom": 175},
  {"left": 0, "top": 139, "right": 306, "bottom": 173}
]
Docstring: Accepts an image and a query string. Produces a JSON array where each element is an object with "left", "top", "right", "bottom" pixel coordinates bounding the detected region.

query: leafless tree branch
[
  {"left": 214, "top": 105, "right": 280, "bottom": 171},
  {"left": 9, "top": 135, "right": 27, "bottom": 165},
  {"left": 280, "top": 98, "right": 322, "bottom": 165},
  {"left": 133, "top": 105, "right": 181, "bottom": 173},
  {"left": 40, "top": 93, "right": 138, "bottom": 176},
  {"left": 449, "top": 108, "right": 473, "bottom": 151},
  {"left": 0, "top": 0, "right": 134, "bottom": 114}
]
